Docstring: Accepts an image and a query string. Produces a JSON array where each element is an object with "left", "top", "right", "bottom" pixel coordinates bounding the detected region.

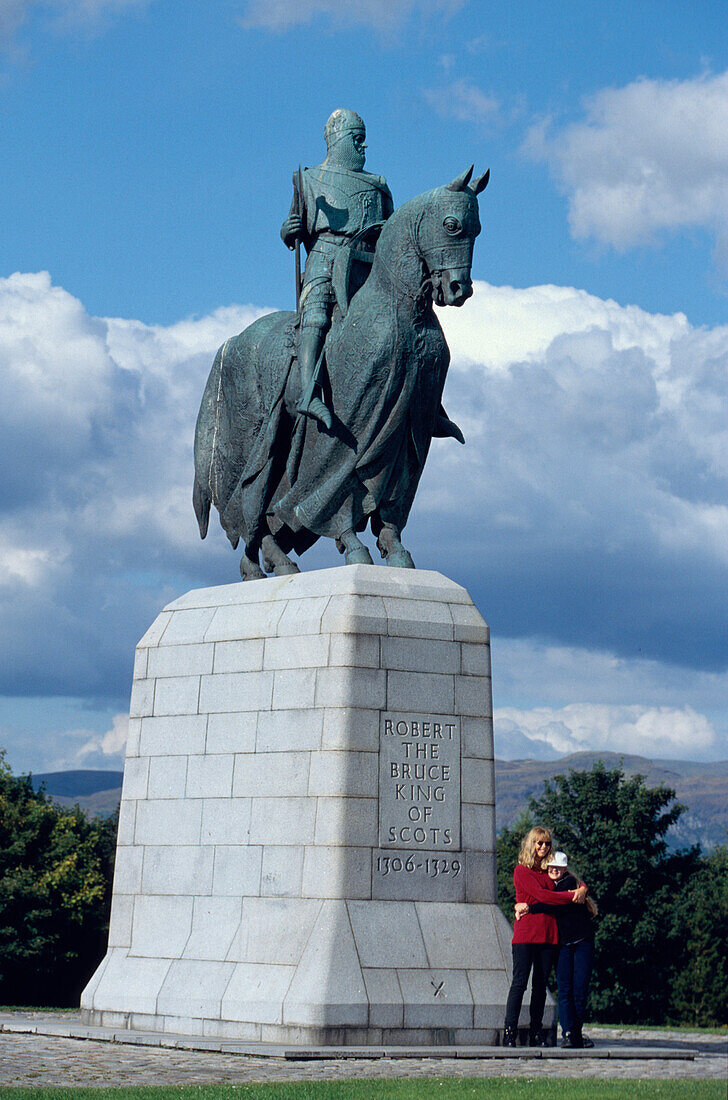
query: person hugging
[
  {"left": 503, "top": 827, "right": 587, "bottom": 1048},
  {"left": 518, "top": 851, "right": 597, "bottom": 1048}
]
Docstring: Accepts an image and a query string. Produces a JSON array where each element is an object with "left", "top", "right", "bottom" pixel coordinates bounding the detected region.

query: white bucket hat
[{"left": 547, "top": 851, "right": 568, "bottom": 867}]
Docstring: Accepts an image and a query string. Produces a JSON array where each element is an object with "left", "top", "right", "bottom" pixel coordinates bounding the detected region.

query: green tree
[
  {"left": 496, "top": 761, "right": 703, "bottom": 1024},
  {"left": 0, "top": 752, "right": 117, "bottom": 1006},
  {"left": 667, "top": 844, "right": 728, "bottom": 1026}
]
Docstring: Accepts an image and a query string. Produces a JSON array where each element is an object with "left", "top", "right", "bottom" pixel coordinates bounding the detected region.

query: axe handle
[
  {"left": 295, "top": 241, "right": 301, "bottom": 309},
  {"left": 294, "top": 165, "right": 304, "bottom": 309}
]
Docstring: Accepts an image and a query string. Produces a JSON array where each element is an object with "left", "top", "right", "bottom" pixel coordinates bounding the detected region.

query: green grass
[
  {"left": 0, "top": 1083, "right": 724, "bottom": 1100},
  {"left": 586, "top": 1023, "right": 727, "bottom": 1035}
]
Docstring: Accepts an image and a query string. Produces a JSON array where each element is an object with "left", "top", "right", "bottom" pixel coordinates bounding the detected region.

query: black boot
[
  {"left": 576, "top": 1026, "right": 593, "bottom": 1048},
  {"left": 502, "top": 1025, "right": 518, "bottom": 1048},
  {"left": 560, "top": 1031, "right": 578, "bottom": 1048},
  {"left": 528, "top": 1026, "right": 548, "bottom": 1047}
]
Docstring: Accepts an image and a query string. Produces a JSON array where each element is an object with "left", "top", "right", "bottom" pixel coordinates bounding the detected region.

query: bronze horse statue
[{"left": 193, "top": 165, "right": 489, "bottom": 578}]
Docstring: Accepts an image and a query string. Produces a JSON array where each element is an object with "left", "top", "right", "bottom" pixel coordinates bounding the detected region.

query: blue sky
[{"left": 1, "top": 0, "right": 728, "bottom": 772}]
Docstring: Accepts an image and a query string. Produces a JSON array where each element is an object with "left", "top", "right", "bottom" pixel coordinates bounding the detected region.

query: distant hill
[
  {"left": 23, "top": 754, "right": 728, "bottom": 850},
  {"left": 29, "top": 769, "right": 123, "bottom": 818},
  {"left": 30, "top": 770, "right": 124, "bottom": 798},
  {"left": 495, "top": 751, "right": 728, "bottom": 852}
]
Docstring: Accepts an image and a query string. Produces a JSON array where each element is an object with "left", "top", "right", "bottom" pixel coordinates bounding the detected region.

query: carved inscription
[
  {"left": 371, "top": 848, "right": 465, "bottom": 901},
  {"left": 378, "top": 713, "right": 461, "bottom": 850}
]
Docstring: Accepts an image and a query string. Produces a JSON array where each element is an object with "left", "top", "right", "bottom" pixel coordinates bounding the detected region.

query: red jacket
[{"left": 511, "top": 864, "right": 577, "bottom": 945}]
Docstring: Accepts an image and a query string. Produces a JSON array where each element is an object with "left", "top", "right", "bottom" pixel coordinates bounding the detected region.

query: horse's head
[{"left": 415, "top": 165, "right": 489, "bottom": 307}]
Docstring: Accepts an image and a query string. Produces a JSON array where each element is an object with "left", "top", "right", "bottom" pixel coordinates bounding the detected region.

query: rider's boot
[
  {"left": 297, "top": 330, "right": 333, "bottom": 430},
  {"left": 336, "top": 529, "right": 374, "bottom": 566}
]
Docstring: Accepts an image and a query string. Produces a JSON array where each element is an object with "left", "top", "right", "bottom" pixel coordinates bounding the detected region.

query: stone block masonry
[{"left": 81, "top": 565, "right": 543, "bottom": 1044}]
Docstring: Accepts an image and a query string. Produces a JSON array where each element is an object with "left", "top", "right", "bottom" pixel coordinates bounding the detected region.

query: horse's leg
[
  {"left": 240, "top": 543, "right": 266, "bottom": 581},
  {"left": 336, "top": 529, "right": 374, "bottom": 566},
  {"left": 377, "top": 523, "right": 415, "bottom": 569},
  {"left": 261, "top": 533, "right": 301, "bottom": 576}
]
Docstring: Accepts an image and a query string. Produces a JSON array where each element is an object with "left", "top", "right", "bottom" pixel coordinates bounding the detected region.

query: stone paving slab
[
  {"left": 0, "top": 1013, "right": 725, "bottom": 1086},
  {"left": 0, "top": 1015, "right": 696, "bottom": 1061},
  {"left": 0, "top": 1031, "right": 725, "bottom": 1086}
]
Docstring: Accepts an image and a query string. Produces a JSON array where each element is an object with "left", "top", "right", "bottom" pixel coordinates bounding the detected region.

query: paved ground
[{"left": 0, "top": 1013, "right": 725, "bottom": 1086}]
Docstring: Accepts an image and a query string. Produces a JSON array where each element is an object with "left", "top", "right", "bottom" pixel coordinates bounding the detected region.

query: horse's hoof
[
  {"left": 262, "top": 554, "right": 299, "bottom": 576},
  {"left": 345, "top": 546, "right": 374, "bottom": 566},
  {"left": 273, "top": 561, "right": 301, "bottom": 576},
  {"left": 377, "top": 529, "right": 415, "bottom": 569},
  {"left": 385, "top": 546, "right": 415, "bottom": 569},
  {"left": 240, "top": 556, "right": 266, "bottom": 581}
]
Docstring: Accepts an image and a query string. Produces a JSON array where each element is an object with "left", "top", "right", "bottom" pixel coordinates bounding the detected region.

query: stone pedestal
[{"left": 81, "top": 566, "right": 544, "bottom": 1044}]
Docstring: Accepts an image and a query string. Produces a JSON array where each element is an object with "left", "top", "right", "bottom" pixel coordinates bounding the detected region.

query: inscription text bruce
[{"left": 378, "top": 713, "right": 461, "bottom": 849}]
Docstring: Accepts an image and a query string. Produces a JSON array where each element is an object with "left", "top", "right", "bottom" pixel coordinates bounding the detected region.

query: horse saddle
[{"left": 331, "top": 222, "right": 385, "bottom": 317}]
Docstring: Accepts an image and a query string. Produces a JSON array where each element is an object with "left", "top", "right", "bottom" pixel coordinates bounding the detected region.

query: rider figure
[{"left": 281, "top": 109, "right": 394, "bottom": 430}]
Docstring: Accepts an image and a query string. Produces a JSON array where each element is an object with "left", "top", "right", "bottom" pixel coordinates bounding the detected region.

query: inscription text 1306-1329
[{"left": 378, "top": 714, "right": 461, "bottom": 850}]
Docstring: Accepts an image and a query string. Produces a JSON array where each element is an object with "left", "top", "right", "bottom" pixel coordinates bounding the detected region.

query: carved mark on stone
[{"left": 431, "top": 979, "right": 444, "bottom": 998}]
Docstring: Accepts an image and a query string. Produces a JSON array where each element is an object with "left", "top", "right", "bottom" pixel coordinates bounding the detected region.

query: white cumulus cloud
[
  {"left": 1, "top": 271, "right": 728, "bottom": 764},
  {"left": 525, "top": 69, "right": 728, "bottom": 266},
  {"left": 0, "top": 270, "right": 264, "bottom": 698},
  {"left": 76, "top": 711, "right": 128, "bottom": 766},
  {"left": 496, "top": 703, "right": 716, "bottom": 759},
  {"left": 429, "top": 283, "right": 728, "bottom": 578}
]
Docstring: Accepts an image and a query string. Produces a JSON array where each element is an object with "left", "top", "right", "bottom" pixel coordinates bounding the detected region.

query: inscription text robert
[{"left": 378, "top": 713, "right": 461, "bottom": 849}]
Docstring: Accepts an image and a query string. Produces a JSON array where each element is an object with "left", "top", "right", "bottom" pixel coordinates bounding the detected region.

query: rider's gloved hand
[{"left": 281, "top": 214, "right": 303, "bottom": 249}]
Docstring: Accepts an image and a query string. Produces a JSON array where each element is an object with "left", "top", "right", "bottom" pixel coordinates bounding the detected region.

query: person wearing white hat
[
  {"left": 517, "top": 850, "right": 597, "bottom": 1048},
  {"left": 547, "top": 851, "right": 568, "bottom": 869}
]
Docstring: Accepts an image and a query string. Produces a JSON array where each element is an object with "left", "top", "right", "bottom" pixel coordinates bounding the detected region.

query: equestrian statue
[{"left": 193, "top": 109, "right": 489, "bottom": 579}]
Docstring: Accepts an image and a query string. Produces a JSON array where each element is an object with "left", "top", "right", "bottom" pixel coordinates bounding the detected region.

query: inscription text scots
[{"left": 378, "top": 712, "right": 461, "bottom": 850}]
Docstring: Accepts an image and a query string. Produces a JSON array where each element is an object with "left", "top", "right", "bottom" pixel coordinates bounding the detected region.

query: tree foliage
[
  {"left": 496, "top": 761, "right": 727, "bottom": 1026},
  {"left": 667, "top": 844, "right": 728, "bottom": 1026},
  {"left": 0, "top": 752, "right": 117, "bottom": 1006}
]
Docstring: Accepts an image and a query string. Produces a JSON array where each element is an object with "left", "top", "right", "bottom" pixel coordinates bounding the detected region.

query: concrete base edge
[
  {"left": 3, "top": 1016, "right": 695, "bottom": 1060},
  {"left": 80, "top": 1008, "right": 504, "bottom": 1046}
]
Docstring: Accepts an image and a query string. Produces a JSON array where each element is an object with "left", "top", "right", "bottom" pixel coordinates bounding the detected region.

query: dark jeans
[
  {"left": 557, "top": 938, "right": 594, "bottom": 1034},
  {"left": 504, "top": 943, "right": 557, "bottom": 1030}
]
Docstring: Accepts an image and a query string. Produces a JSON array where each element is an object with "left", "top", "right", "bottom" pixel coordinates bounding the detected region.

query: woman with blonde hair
[{"left": 502, "top": 826, "right": 587, "bottom": 1047}]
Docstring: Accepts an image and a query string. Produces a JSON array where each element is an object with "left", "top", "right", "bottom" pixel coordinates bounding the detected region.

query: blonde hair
[{"left": 518, "top": 826, "right": 553, "bottom": 870}]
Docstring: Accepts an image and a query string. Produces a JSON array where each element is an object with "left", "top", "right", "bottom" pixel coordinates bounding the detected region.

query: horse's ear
[
  {"left": 446, "top": 165, "right": 474, "bottom": 192},
  {"left": 470, "top": 168, "right": 490, "bottom": 195}
]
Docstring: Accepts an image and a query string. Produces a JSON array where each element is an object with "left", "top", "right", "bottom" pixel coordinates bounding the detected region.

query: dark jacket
[{"left": 531, "top": 873, "right": 596, "bottom": 945}]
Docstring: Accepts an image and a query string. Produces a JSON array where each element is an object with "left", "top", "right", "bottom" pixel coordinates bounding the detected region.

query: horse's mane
[{"left": 375, "top": 186, "right": 441, "bottom": 254}]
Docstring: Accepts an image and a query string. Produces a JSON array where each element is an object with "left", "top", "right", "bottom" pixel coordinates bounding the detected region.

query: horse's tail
[
  {"left": 193, "top": 340, "right": 226, "bottom": 540},
  {"left": 193, "top": 473, "right": 211, "bottom": 539}
]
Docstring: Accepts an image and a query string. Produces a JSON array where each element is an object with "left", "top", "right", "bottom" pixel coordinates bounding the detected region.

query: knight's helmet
[{"left": 324, "top": 108, "right": 365, "bottom": 153}]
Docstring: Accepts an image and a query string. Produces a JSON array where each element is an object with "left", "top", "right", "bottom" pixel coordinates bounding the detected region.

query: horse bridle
[
  {"left": 408, "top": 206, "right": 475, "bottom": 302},
  {"left": 374, "top": 203, "right": 475, "bottom": 305}
]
